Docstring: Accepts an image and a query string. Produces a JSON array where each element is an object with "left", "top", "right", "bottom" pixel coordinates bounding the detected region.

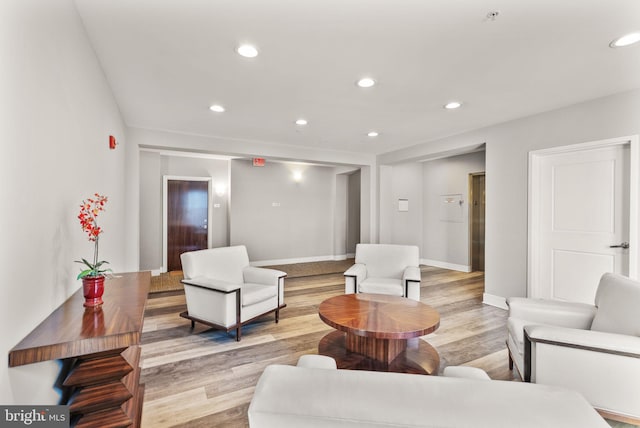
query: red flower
[
  {"left": 76, "top": 194, "right": 111, "bottom": 279},
  {"left": 78, "top": 194, "right": 107, "bottom": 242}
]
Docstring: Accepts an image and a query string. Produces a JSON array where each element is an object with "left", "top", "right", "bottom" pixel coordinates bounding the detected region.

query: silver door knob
[{"left": 609, "top": 242, "right": 630, "bottom": 249}]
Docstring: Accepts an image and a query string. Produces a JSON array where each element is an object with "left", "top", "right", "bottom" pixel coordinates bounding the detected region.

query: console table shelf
[{"left": 8, "top": 272, "right": 150, "bottom": 428}]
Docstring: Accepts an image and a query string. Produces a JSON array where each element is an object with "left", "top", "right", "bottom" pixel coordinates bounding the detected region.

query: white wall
[
  {"left": 379, "top": 163, "right": 423, "bottom": 248},
  {"left": 0, "top": 0, "right": 129, "bottom": 404},
  {"left": 379, "top": 89, "right": 640, "bottom": 305},
  {"left": 346, "top": 171, "right": 361, "bottom": 254},
  {"left": 422, "top": 151, "right": 485, "bottom": 270},
  {"left": 230, "top": 160, "right": 337, "bottom": 263},
  {"left": 334, "top": 175, "right": 348, "bottom": 258},
  {"left": 139, "top": 152, "right": 230, "bottom": 270},
  {"left": 139, "top": 151, "right": 162, "bottom": 270}
]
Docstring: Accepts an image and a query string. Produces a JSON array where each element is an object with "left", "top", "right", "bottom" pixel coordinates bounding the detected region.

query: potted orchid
[{"left": 76, "top": 193, "right": 111, "bottom": 307}]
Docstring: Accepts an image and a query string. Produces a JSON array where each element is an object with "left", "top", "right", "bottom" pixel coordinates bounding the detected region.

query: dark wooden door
[
  {"left": 471, "top": 173, "right": 485, "bottom": 272},
  {"left": 167, "top": 180, "right": 209, "bottom": 272}
]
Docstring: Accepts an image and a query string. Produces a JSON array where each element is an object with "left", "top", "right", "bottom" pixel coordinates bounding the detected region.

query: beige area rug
[{"left": 149, "top": 258, "right": 355, "bottom": 293}]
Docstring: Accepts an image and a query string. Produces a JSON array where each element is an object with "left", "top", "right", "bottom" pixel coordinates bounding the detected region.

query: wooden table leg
[
  {"left": 345, "top": 334, "right": 407, "bottom": 363},
  {"left": 319, "top": 331, "right": 440, "bottom": 375}
]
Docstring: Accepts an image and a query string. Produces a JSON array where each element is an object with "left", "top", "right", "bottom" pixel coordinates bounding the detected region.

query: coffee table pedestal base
[
  {"left": 319, "top": 331, "right": 440, "bottom": 375},
  {"left": 345, "top": 335, "right": 407, "bottom": 363}
]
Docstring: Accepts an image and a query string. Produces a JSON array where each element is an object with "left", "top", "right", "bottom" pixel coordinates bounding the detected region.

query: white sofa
[
  {"left": 344, "top": 244, "right": 421, "bottom": 301},
  {"left": 507, "top": 272, "right": 640, "bottom": 423},
  {"left": 180, "top": 245, "right": 286, "bottom": 341},
  {"left": 248, "top": 357, "right": 608, "bottom": 428}
]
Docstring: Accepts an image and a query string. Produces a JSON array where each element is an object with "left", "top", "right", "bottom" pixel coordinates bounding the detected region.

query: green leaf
[{"left": 77, "top": 269, "right": 93, "bottom": 280}]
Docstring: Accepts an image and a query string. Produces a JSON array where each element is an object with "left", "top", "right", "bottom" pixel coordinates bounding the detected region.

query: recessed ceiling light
[
  {"left": 295, "top": 119, "right": 308, "bottom": 125},
  {"left": 356, "top": 77, "right": 376, "bottom": 88},
  {"left": 610, "top": 32, "right": 640, "bottom": 48},
  {"left": 367, "top": 131, "right": 379, "bottom": 137},
  {"left": 444, "top": 101, "right": 462, "bottom": 110},
  {"left": 209, "top": 104, "right": 225, "bottom": 113},
  {"left": 236, "top": 44, "right": 259, "bottom": 58}
]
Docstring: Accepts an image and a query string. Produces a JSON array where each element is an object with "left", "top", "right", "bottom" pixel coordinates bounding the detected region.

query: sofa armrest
[
  {"left": 507, "top": 297, "right": 596, "bottom": 329},
  {"left": 525, "top": 325, "right": 640, "bottom": 358},
  {"left": 344, "top": 263, "right": 367, "bottom": 294},
  {"left": 243, "top": 266, "right": 286, "bottom": 286},
  {"left": 403, "top": 266, "right": 421, "bottom": 282},
  {"left": 181, "top": 276, "right": 240, "bottom": 293},
  {"left": 402, "top": 266, "right": 421, "bottom": 300}
]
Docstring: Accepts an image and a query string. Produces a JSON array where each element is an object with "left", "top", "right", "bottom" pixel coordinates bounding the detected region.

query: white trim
[
  {"left": 162, "top": 176, "right": 212, "bottom": 273},
  {"left": 421, "top": 259, "right": 471, "bottom": 272},
  {"left": 251, "top": 255, "right": 348, "bottom": 267},
  {"left": 629, "top": 135, "right": 640, "bottom": 280},
  {"left": 346, "top": 252, "right": 356, "bottom": 259},
  {"left": 528, "top": 135, "right": 640, "bottom": 297},
  {"left": 482, "top": 293, "right": 508, "bottom": 310},
  {"left": 140, "top": 147, "right": 237, "bottom": 161},
  {"left": 150, "top": 268, "right": 162, "bottom": 277}
]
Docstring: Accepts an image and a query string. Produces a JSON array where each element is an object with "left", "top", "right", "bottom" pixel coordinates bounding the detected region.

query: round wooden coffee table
[{"left": 318, "top": 293, "right": 440, "bottom": 375}]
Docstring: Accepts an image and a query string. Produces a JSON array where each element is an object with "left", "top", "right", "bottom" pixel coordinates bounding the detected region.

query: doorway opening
[
  {"left": 469, "top": 172, "right": 486, "bottom": 272},
  {"left": 163, "top": 176, "right": 212, "bottom": 272}
]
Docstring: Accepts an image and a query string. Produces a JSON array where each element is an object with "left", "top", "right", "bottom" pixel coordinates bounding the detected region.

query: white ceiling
[{"left": 75, "top": 0, "right": 640, "bottom": 156}]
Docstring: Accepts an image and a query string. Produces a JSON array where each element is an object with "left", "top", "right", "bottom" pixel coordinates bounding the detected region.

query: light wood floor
[{"left": 139, "top": 266, "right": 628, "bottom": 427}]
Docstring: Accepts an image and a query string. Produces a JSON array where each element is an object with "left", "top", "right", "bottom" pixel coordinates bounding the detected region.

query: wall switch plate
[
  {"left": 272, "top": 202, "right": 281, "bottom": 207},
  {"left": 214, "top": 203, "right": 221, "bottom": 208}
]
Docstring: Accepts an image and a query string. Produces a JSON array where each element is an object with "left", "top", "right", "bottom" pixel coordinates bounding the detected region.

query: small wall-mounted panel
[
  {"left": 439, "top": 194, "right": 463, "bottom": 222},
  {"left": 398, "top": 199, "right": 409, "bottom": 212}
]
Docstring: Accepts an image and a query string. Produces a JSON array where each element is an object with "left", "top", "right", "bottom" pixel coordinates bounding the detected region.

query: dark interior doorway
[{"left": 470, "top": 173, "right": 485, "bottom": 272}]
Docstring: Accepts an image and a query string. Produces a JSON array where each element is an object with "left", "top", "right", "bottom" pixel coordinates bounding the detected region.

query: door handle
[{"left": 609, "top": 242, "right": 630, "bottom": 249}]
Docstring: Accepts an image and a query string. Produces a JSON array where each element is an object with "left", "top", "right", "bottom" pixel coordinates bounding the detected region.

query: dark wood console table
[{"left": 8, "top": 272, "right": 150, "bottom": 428}]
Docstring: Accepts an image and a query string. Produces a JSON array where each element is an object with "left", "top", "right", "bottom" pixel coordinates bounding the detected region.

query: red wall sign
[{"left": 253, "top": 158, "right": 265, "bottom": 167}]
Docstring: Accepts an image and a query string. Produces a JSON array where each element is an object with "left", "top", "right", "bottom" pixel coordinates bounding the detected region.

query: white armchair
[
  {"left": 507, "top": 273, "right": 640, "bottom": 423},
  {"left": 180, "top": 245, "right": 286, "bottom": 341},
  {"left": 344, "top": 244, "right": 421, "bottom": 301}
]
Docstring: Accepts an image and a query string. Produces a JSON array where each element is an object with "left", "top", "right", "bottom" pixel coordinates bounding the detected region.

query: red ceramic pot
[{"left": 82, "top": 276, "right": 105, "bottom": 307}]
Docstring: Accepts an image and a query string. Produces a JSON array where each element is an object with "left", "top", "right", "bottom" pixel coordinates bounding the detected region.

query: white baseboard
[
  {"left": 420, "top": 259, "right": 471, "bottom": 273},
  {"left": 483, "top": 293, "right": 508, "bottom": 310},
  {"left": 251, "top": 255, "right": 347, "bottom": 267},
  {"left": 151, "top": 268, "right": 162, "bottom": 276}
]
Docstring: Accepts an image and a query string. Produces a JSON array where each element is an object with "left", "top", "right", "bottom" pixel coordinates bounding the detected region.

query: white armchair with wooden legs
[
  {"left": 506, "top": 273, "right": 640, "bottom": 424},
  {"left": 180, "top": 245, "right": 286, "bottom": 341}
]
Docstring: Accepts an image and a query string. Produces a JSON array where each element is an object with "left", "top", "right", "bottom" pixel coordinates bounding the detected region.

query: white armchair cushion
[
  {"left": 181, "top": 246, "right": 249, "bottom": 283},
  {"left": 296, "top": 355, "right": 337, "bottom": 370},
  {"left": 359, "top": 278, "right": 403, "bottom": 296},
  {"left": 506, "top": 297, "right": 596, "bottom": 328},
  {"left": 442, "top": 366, "right": 491, "bottom": 380},
  {"left": 591, "top": 272, "right": 640, "bottom": 335},
  {"left": 181, "top": 276, "right": 240, "bottom": 293},
  {"left": 506, "top": 297, "right": 597, "bottom": 373},
  {"left": 355, "top": 244, "right": 419, "bottom": 278},
  {"left": 242, "top": 283, "right": 278, "bottom": 307},
  {"left": 526, "top": 325, "right": 640, "bottom": 357},
  {"left": 344, "top": 263, "right": 367, "bottom": 281},
  {"left": 243, "top": 266, "right": 286, "bottom": 285},
  {"left": 402, "top": 266, "right": 421, "bottom": 282}
]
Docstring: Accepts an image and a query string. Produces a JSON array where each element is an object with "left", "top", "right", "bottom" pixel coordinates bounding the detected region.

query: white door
[{"left": 532, "top": 143, "right": 630, "bottom": 303}]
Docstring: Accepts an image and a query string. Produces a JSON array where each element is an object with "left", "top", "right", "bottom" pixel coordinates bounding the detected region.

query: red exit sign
[{"left": 253, "top": 158, "right": 265, "bottom": 167}]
